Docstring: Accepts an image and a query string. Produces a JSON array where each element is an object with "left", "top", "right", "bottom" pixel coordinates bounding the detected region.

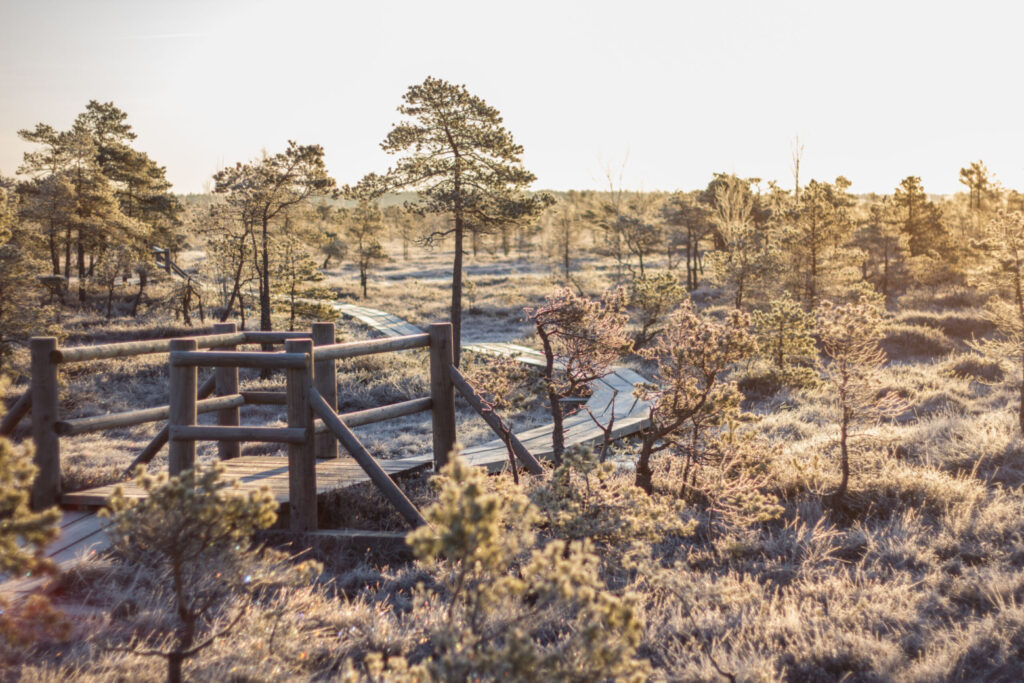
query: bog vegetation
[{"left": 3, "top": 79, "right": 1024, "bottom": 681}]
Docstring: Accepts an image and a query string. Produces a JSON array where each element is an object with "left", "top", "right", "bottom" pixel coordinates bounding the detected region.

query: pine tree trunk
[
  {"left": 451, "top": 212, "right": 465, "bottom": 367},
  {"left": 77, "top": 237, "right": 86, "bottom": 303},
  {"left": 635, "top": 437, "right": 654, "bottom": 494},
  {"left": 259, "top": 218, "right": 271, "bottom": 332}
]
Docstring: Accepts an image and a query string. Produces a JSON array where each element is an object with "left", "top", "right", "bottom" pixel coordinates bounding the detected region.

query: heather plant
[
  {"left": 103, "top": 466, "right": 321, "bottom": 683},
  {"left": 361, "top": 451, "right": 651, "bottom": 682},
  {"left": 634, "top": 302, "right": 757, "bottom": 493},
  {"left": 0, "top": 398, "right": 65, "bottom": 655},
  {"left": 677, "top": 423, "right": 783, "bottom": 538},
  {"left": 817, "top": 295, "right": 906, "bottom": 503},
  {"left": 526, "top": 286, "right": 632, "bottom": 464},
  {"left": 752, "top": 291, "right": 818, "bottom": 388}
]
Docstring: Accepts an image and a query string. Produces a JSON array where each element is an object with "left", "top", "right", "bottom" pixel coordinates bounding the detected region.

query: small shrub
[
  {"left": 103, "top": 466, "right": 320, "bottom": 683},
  {"left": 882, "top": 323, "right": 955, "bottom": 359},
  {"left": 752, "top": 292, "right": 818, "bottom": 388},
  {"left": 0, "top": 402, "right": 66, "bottom": 657},
  {"left": 359, "top": 451, "right": 652, "bottom": 681},
  {"left": 950, "top": 355, "right": 1004, "bottom": 383}
]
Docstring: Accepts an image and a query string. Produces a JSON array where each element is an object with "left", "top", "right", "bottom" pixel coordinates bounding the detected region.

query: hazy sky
[{"left": 1, "top": 0, "right": 1021, "bottom": 195}]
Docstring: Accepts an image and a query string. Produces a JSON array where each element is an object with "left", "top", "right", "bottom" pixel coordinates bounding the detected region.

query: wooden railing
[
  {"left": 6, "top": 317, "right": 550, "bottom": 534},
  {"left": 5, "top": 323, "right": 457, "bottom": 526}
]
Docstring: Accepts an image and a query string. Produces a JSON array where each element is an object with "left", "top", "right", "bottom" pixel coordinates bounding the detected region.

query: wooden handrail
[
  {"left": 169, "top": 425, "right": 307, "bottom": 444},
  {"left": 313, "top": 333, "right": 430, "bottom": 361},
  {"left": 308, "top": 387, "right": 427, "bottom": 528},
  {"left": 448, "top": 364, "right": 544, "bottom": 475},
  {"left": 55, "top": 394, "right": 245, "bottom": 436},
  {"left": 54, "top": 332, "right": 248, "bottom": 364},
  {"left": 170, "top": 350, "right": 308, "bottom": 369},
  {"left": 243, "top": 331, "right": 313, "bottom": 344}
]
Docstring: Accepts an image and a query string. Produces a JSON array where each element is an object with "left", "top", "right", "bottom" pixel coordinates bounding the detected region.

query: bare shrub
[
  {"left": 817, "top": 296, "right": 907, "bottom": 503},
  {"left": 634, "top": 302, "right": 757, "bottom": 493},
  {"left": 526, "top": 286, "right": 632, "bottom": 465}
]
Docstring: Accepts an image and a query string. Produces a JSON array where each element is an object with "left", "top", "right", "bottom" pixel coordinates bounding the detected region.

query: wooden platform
[
  {"left": 62, "top": 455, "right": 432, "bottom": 508},
  {"left": 6, "top": 303, "right": 652, "bottom": 597}
]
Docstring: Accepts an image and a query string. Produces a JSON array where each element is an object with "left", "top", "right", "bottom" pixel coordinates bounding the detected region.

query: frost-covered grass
[{"left": 7, "top": 250, "right": 1024, "bottom": 681}]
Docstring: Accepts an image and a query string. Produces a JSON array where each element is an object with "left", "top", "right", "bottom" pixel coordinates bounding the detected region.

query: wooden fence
[{"left": 3, "top": 320, "right": 543, "bottom": 533}]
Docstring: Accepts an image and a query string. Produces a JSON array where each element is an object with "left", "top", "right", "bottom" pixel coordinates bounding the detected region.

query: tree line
[{"left": 1, "top": 81, "right": 1018, "bottom": 374}]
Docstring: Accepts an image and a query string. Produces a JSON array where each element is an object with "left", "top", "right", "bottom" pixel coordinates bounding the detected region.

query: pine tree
[
  {"left": 633, "top": 302, "right": 757, "bottom": 493},
  {"left": 783, "top": 176, "right": 855, "bottom": 310},
  {"left": 704, "top": 175, "right": 776, "bottom": 309},
  {"left": 854, "top": 197, "right": 911, "bottom": 301},
  {"left": 104, "top": 466, "right": 319, "bottom": 683},
  {"left": 661, "top": 192, "right": 712, "bottom": 290},
  {"left": 526, "top": 287, "right": 632, "bottom": 465},
  {"left": 752, "top": 292, "right": 817, "bottom": 387},
  {"left": 893, "top": 176, "right": 947, "bottom": 257},
  {"left": 970, "top": 210, "right": 1024, "bottom": 433},
  {"left": 358, "top": 77, "right": 551, "bottom": 365},
  {"left": 346, "top": 199, "right": 388, "bottom": 299},
  {"left": 817, "top": 296, "right": 905, "bottom": 503},
  {"left": 214, "top": 142, "right": 336, "bottom": 332}
]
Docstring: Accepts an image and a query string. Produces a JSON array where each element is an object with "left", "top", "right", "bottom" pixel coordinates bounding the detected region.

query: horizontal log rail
[
  {"left": 55, "top": 394, "right": 245, "bottom": 436},
  {"left": 308, "top": 388, "right": 426, "bottom": 528},
  {"left": 337, "top": 396, "right": 432, "bottom": 428},
  {"left": 313, "top": 333, "right": 430, "bottom": 361},
  {"left": 53, "top": 332, "right": 248, "bottom": 364},
  {"left": 240, "top": 390, "right": 287, "bottom": 405},
  {"left": 171, "top": 350, "right": 308, "bottom": 369},
  {"left": 0, "top": 390, "right": 31, "bottom": 436},
  {"left": 448, "top": 364, "right": 544, "bottom": 475},
  {"left": 169, "top": 425, "right": 308, "bottom": 444},
  {"left": 242, "top": 331, "right": 313, "bottom": 344},
  {"left": 122, "top": 375, "right": 217, "bottom": 474}
]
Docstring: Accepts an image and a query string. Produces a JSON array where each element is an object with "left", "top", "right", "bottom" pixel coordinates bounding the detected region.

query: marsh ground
[{"left": 5, "top": 242, "right": 1024, "bottom": 682}]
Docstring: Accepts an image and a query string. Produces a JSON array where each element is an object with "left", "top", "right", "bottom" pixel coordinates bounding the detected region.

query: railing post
[
  {"left": 285, "top": 338, "right": 316, "bottom": 531},
  {"left": 213, "top": 322, "right": 240, "bottom": 460},
  {"left": 30, "top": 337, "right": 60, "bottom": 510},
  {"left": 428, "top": 323, "right": 456, "bottom": 471},
  {"left": 311, "top": 322, "right": 338, "bottom": 460},
  {"left": 168, "top": 338, "right": 197, "bottom": 476}
]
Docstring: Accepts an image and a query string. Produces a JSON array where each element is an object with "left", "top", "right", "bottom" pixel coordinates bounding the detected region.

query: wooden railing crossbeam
[
  {"left": 448, "top": 364, "right": 544, "bottom": 475},
  {"left": 171, "top": 350, "right": 308, "bottom": 369},
  {"left": 308, "top": 388, "right": 426, "bottom": 528},
  {"left": 54, "top": 332, "right": 248, "bottom": 364},
  {"left": 313, "top": 333, "right": 430, "bottom": 361},
  {"left": 56, "top": 394, "right": 245, "bottom": 436},
  {"left": 0, "top": 390, "right": 31, "bottom": 436}
]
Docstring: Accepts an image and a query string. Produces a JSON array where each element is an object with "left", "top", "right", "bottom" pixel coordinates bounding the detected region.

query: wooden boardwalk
[
  {"left": 62, "top": 455, "right": 431, "bottom": 507},
  {"left": 334, "top": 304, "right": 652, "bottom": 472},
  {"left": 9, "top": 303, "right": 650, "bottom": 593}
]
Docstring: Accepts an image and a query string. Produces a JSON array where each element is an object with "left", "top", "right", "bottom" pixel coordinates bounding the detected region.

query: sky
[{"left": 1, "top": 0, "right": 1021, "bottom": 196}]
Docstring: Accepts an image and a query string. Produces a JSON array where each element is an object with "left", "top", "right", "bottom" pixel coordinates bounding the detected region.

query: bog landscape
[{"left": 2, "top": 6, "right": 1024, "bottom": 681}]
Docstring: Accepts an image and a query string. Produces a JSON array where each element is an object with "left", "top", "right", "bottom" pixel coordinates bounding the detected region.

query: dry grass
[{"left": 10, "top": 252, "right": 1024, "bottom": 681}]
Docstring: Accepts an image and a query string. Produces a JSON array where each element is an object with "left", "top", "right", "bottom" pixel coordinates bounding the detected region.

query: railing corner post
[
  {"left": 168, "top": 338, "right": 198, "bottom": 475},
  {"left": 285, "top": 338, "right": 316, "bottom": 531},
  {"left": 428, "top": 323, "right": 456, "bottom": 471},
  {"left": 30, "top": 336, "right": 60, "bottom": 510},
  {"left": 212, "top": 322, "right": 240, "bottom": 460}
]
